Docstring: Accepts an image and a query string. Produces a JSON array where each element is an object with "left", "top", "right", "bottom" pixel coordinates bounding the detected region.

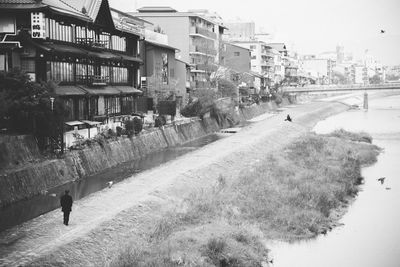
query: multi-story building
[
  {"left": 232, "top": 41, "right": 274, "bottom": 85},
  {"left": 300, "top": 57, "right": 334, "bottom": 84},
  {"left": 351, "top": 65, "right": 368, "bottom": 84},
  {"left": 0, "top": 0, "right": 145, "bottom": 148},
  {"left": 140, "top": 27, "right": 180, "bottom": 109},
  {"left": 130, "top": 7, "right": 226, "bottom": 90},
  {"left": 221, "top": 42, "right": 251, "bottom": 74}
]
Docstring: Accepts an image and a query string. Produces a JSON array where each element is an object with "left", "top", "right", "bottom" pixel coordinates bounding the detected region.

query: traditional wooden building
[{"left": 0, "top": 0, "right": 145, "bottom": 126}]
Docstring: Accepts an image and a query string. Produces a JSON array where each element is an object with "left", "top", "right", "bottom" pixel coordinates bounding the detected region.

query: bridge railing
[{"left": 282, "top": 83, "right": 400, "bottom": 92}]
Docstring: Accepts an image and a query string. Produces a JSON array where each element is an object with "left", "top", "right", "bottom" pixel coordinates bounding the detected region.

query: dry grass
[{"left": 110, "top": 131, "right": 380, "bottom": 266}]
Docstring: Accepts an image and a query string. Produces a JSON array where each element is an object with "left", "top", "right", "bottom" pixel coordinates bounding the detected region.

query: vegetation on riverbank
[{"left": 110, "top": 130, "right": 380, "bottom": 267}]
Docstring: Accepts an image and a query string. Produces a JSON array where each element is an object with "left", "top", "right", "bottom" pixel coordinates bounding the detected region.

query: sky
[{"left": 109, "top": 0, "right": 400, "bottom": 66}]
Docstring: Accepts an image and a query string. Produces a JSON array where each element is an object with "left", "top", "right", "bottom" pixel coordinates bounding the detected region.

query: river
[
  {"left": 269, "top": 94, "right": 400, "bottom": 267},
  {"left": 0, "top": 134, "right": 221, "bottom": 232}
]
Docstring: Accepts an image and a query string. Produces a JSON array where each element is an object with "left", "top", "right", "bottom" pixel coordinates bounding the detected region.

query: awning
[
  {"left": 114, "top": 86, "right": 142, "bottom": 95},
  {"left": 115, "top": 53, "right": 143, "bottom": 63},
  {"left": 80, "top": 86, "right": 121, "bottom": 95},
  {"left": 55, "top": 86, "right": 87, "bottom": 96},
  {"left": 34, "top": 42, "right": 88, "bottom": 57},
  {"left": 65, "top": 121, "right": 85, "bottom": 126},
  {"left": 87, "top": 51, "right": 117, "bottom": 60}
]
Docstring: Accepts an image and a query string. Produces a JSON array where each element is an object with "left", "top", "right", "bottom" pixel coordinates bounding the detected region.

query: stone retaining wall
[{"left": 0, "top": 101, "right": 280, "bottom": 207}]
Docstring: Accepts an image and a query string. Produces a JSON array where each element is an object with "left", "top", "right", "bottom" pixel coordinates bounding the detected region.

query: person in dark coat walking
[{"left": 60, "top": 190, "right": 73, "bottom": 225}]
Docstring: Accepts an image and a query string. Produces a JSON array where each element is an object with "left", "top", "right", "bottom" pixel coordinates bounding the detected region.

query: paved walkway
[{"left": 0, "top": 101, "right": 350, "bottom": 266}]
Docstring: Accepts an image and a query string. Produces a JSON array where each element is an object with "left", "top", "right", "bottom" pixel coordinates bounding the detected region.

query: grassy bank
[{"left": 109, "top": 130, "right": 380, "bottom": 267}]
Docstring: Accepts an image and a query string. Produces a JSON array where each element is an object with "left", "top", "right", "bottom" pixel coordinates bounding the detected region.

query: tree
[
  {"left": 217, "top": 78, "right": 237, "bottom": 98},
  {"left": 369, "top": 74, "right": 381, "bottom": 84},
  {"left": 0, "top": 68, "right": 68, "bottom": 150}
]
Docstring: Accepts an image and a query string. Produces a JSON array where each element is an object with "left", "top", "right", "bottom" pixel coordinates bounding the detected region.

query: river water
[
  {"left": 0, "top": 134, "right": 221, "bottom": 232},
  {"left": 269, "top": 94, "right": 400, "bottom": 267}
]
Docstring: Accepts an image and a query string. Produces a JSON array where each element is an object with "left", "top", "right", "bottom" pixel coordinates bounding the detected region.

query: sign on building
[{"left": 31, "top": 12, "right": 46, "bottom": 39}]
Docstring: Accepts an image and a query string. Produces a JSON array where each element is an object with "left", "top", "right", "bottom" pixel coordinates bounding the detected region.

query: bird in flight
[
  {"left": 380, "top": 29, "right": 385, "bottom": 33},
  {"left": 377, "top": 177, "right": 386, "bottom": 184}
]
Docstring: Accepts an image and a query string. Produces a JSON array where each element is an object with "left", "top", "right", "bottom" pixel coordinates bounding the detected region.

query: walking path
[{"left": 0, "top": 100, "right": 350, "bottom": 266}]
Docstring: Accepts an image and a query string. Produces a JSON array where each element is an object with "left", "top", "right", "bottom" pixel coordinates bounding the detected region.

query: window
[
  {"left": 111, "top": 67, "right": 128, "bottom": 84},
  {"left": 111, "top": 35, "right": 126, "bottom": 52},
  {"left": 251, "top": 55, "right": 256, "bottom": 59},
  {"left": 46, "top": 18, "right": 72, "bottom": 42},
  {"left": 104, "top": 96, "right": 121, "bottom": 115},
  {"left": 63, "top": 98, "right": 75, "bottom": 121},
  {"left": 234, "top": 52, "right": 240, "bottom": 56},
  {"left": 89, "top": 97, "right": 98, "bottom": 117},
  {"left": 49, "top": 61, "right": 74, "bottom": 83},
  {"left": 162, "top": 53, "right": 168, "bottom": 84},
  {"left": 21, "top": 59, "right": 35, "bottom": 73},
  {"left": 121, "top": 95, "right": 134, "bottom": 114},
  {"left": 77, "top": 98, "right": 87, "bottom": 120},
  {"left": 0, "top": 54, "right": 6, "bottom": 71},
  {"left": 250, "top": 45, "right": 256, "bottom": 49}
]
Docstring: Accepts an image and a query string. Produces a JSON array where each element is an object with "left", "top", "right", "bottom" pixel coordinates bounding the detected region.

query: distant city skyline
[{"left": 109, "top": 0, "right": 400, "bottom": 66}]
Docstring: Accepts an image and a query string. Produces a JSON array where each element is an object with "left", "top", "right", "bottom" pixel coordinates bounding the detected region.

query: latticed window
[
  {"left": 49, "top": 61, "right": 74, "bottom": 83},
  {"left": 45, "top": 18, "right": 72, "bottom": 42},
  {"left": 111, "top": 67, "right": 128, "bottom": 84},
  {"left": 111, "top": 35, "right": 126, "bottom": 52},
  {"left": 104, "top": 96, "right": 121, "bottom": 115}
]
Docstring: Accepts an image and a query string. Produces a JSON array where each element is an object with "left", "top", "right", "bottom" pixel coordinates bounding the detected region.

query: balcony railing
[
  {"left": 77, "top": 75, "right": 109, "bottom": 86},
  {"left": 76, "top": 37, "right": 109, "bottom": 49},
  {"left": 190, "top": 26, "right": 217, "bottom": 39},
  {"left": 261, "top": 60, "right": 275, "bottom": 67},
  {"left": 190, "top": 45, "right": 217, "bottom": 56}
]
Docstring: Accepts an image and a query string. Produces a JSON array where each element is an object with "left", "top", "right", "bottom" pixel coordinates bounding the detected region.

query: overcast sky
[{"left": 109, "top": 0, "right": 400, "bottom": 66}]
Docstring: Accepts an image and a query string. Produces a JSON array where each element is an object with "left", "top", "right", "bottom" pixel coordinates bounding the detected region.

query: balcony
[
  {"left": 190, "top": 45, "right": 217, "bottom": 56},
  {"left": 77, "top": 75, "right": 109, "bottom": 86},
  {"left": 190, "top": 26, "right": 217, "bottom": 39},
  {"left": 261, "top": 60, "right": 275, "bottom": 67},
  {"left": 76, "top": 37, "right": 109, "bottom": 49},
  {"left": 262, "top": 51, "right": 275, "bottom": 58}
]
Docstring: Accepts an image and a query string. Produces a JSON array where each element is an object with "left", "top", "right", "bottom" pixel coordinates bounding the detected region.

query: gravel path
[{"left": 0, "top": 101, "right": 350, "bottom": 266}]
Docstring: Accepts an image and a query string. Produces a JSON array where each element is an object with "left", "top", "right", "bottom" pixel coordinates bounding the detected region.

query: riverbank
[
  {"left": 109, "top": 130, "right": 380, "bottom": 266},
  {"left": 0, "top": 101, "right": 280, "bottom": 208},
  {"left": 0, "top": 100, "right": 352, "bottom": 266}
]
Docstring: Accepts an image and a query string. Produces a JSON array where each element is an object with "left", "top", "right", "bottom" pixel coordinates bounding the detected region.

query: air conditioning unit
[{"left": 140, "top": 77, "right": 147, "bottom": 88}]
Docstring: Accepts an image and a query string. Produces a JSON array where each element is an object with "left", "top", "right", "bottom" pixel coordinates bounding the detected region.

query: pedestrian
[
  {"left": 284, "top": 114, "right": 292, "bottom": 122},
  {"left": 60, "top": 190, "right": 73, "bottom": 225}
]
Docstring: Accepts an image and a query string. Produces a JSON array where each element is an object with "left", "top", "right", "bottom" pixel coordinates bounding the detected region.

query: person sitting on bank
[
  {"left": 284, "top": 114, "right": 292, "bottom": 122},
  {"left": 60, "top": 190, "right": 73, "bottom": 226}
]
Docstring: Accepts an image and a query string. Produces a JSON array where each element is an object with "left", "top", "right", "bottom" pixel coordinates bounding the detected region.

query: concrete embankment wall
[{"left": 0, "top": 102, "right": 279, "bottom": 207}]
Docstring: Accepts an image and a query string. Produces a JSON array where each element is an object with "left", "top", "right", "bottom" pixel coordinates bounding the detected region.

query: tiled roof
[{"left": 0, "top": 0, "right": 36, "bottom": 3}]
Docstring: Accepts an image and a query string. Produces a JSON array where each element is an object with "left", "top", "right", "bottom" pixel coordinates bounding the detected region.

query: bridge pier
[{"left": 363, "top": 92, "right": 368, "bottom": 110}]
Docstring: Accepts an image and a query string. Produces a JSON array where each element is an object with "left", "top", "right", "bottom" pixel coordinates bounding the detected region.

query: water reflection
[
  {"left": 270, "top": 95, "right": 400, "bottom": 267},
  {"left": 0, "top": 134, "right": 221, "bottom": 232}
]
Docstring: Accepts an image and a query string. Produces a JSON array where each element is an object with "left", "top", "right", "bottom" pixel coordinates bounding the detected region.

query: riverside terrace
[{"left": 0, "top": 0, "right": 148, "bottom": 147}]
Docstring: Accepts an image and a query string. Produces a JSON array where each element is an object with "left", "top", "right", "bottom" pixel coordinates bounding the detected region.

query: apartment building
[{"left": 130, "top": 7, "right": 226, "bottom": 90}]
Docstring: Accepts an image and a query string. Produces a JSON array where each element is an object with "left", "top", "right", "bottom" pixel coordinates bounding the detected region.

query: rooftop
[{"left": 137, "top": 6, "right": 177, "bottom": 13}]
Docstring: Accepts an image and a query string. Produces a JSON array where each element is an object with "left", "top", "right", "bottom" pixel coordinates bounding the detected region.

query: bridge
[{"left": 282, "top": 83, "right": 400, "bottom": 93}]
